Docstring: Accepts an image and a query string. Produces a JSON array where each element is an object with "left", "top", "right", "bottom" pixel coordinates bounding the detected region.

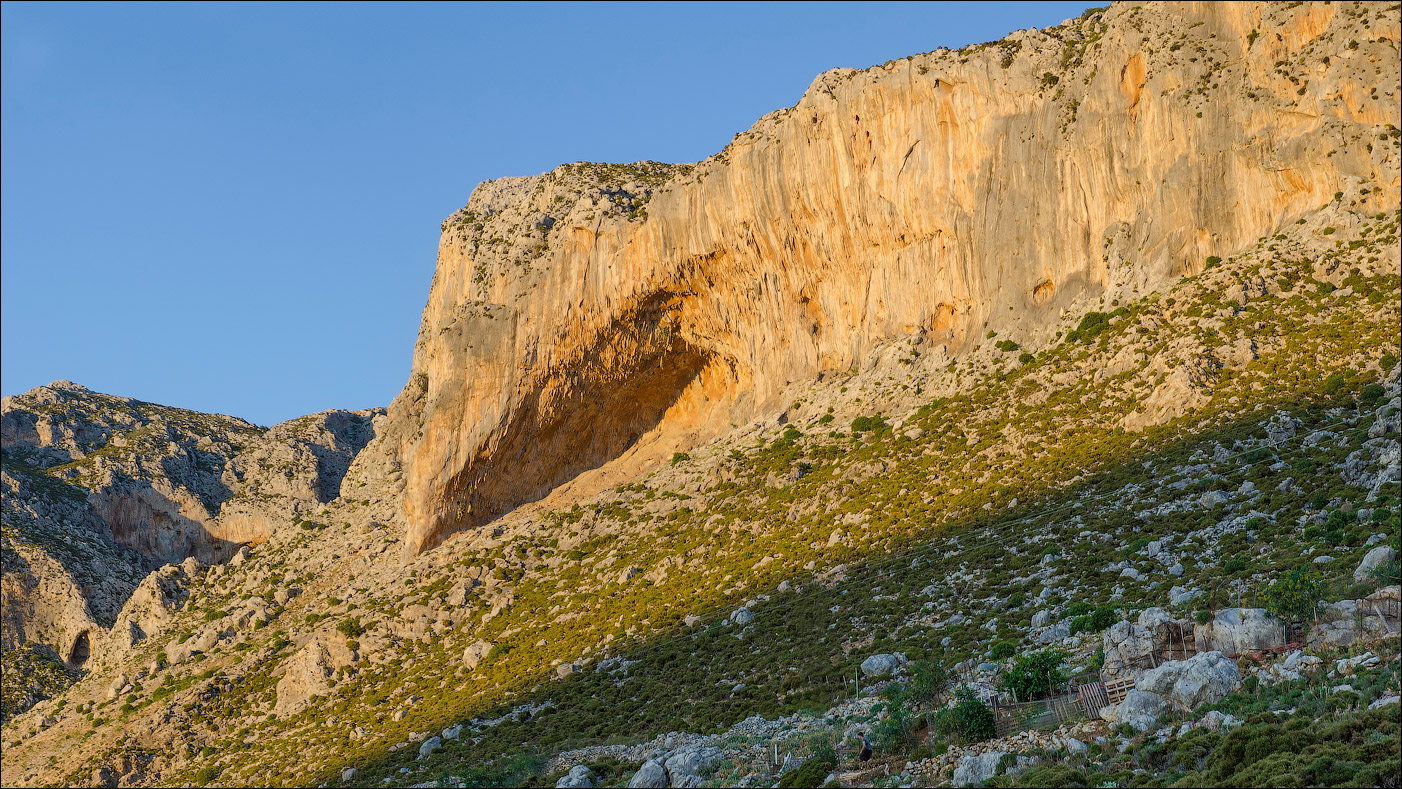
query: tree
[
  {"left": 1262, "top": 568, "right": 1325, "bottom": 627},
  {"left": 999, "top": 650, "right": 1067, "bottom": 702},
  {"left": 909, "top": 658, "right": 950, "bottom": 708}
]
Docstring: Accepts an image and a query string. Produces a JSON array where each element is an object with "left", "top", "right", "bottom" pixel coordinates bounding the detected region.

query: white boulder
[
  {"left": 556, "top": 765, "right": 596, "bottom": 788},
  {"left": 1194, "top": 608, "right": 1283, "bottom": 655},
  {"left": 1135, "top": 651, "right": 1241, "bottom": 711}
]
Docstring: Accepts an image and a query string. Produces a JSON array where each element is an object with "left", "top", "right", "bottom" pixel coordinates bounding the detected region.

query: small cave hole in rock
[{"left": 68, "top": 631, "right": 91, "bottom": 668}]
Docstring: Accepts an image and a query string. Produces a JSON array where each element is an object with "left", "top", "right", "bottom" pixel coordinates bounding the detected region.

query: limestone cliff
[{"left": 386, "top": 0, "right": 1402, "bottom": 554}]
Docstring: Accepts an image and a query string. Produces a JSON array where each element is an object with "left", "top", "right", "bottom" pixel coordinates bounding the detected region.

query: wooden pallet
[{"left": 1104, "top": 676, "right": 1137, "bottom": 705}]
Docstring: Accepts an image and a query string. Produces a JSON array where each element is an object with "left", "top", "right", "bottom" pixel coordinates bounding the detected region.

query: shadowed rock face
[{"left": 382, "top": 0, "right": 1401, "bottom": 554}]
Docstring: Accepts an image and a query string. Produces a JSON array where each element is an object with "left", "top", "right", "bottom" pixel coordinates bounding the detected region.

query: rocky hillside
[
  {"left": 1, "top": 383, "right": 381, "bottom": 692},
  {"left": 384, "top": 0, "right": 1401, "bottom": 555},
  {"left": 0, "top": 1, "right": 1399, "bottom": 788}
]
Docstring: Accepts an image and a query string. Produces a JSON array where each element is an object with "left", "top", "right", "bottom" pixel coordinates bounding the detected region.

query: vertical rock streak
[{"left": 390, "top": 1, "right": 1400, "bottom": 553}]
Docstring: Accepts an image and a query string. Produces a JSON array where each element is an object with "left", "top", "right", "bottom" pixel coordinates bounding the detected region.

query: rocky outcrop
[
  {"left": 1309, "top": 586, "right": 1400, "bottom": 647},
  {"left": 1194, "top": 608, "right": 1284, "bottom": 656},
  {"left": 274, "top": 633, "right": 358, "bottom": 717},
  {"left": 556, "top": 765, "right": 596, "bottom": 788},
  {"left": 1106, "top": 689, "right": 1168, "bottom": 733},
  {"left": 1102, "top": 608, "right": 1194, "bottom": 676},
  {"left": 97, "top": 560, "right": 198, "bottom": 670},
  {"left": 952, "top": 751, "right": 1036, "bottom": 786},
  {"left": 209, "top": 409, "right": 381, "bottom": 545},
  {"left": 1, "top": 383, "right": 380, "bottom": 684},
  {"left": 1135, "top": 651, "right": 1242, "bottom": 711},
  {"left": 2, "top": 381, "right": 263, "bottom": 567},
  {"left": 1355, "top": 545, "right": 1398, "bottom": 582},
  {"left": 386, "top": 0, "right": 1402, "bottom": 554}
]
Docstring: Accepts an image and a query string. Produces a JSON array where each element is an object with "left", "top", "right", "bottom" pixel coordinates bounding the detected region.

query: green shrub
[
  {"left": 1324, "top": 372, "right": 1348, "bottom": 396},
  {"left": 850, "top": 415, "right": 889, "bottom": 434},
  {"left": 670, "top": 452, "right": 691, "bottom": 465},
  {"left": 1359, "top": 383, "right": 1386, "bottom": 405},
  {"left": 995, "top": 339, "right": 1020, "bottom": 353},
  {"left": 999, "top": 650, "right": 1066, "bottom": 702},
  {"left": 1062, "top": 602, "right": 1092, "bottom": 619},
  {"left": 990, "top": 641, "right": 1016, "bottom": 660},
  {"left": 934, "top": 685, "right": 995, "bottom": 743},
  {"left": 1065, "top": 312, "right": 1110, "bottom": 343},
  {"left": 1382, "top": 352, "right": 1399, "bottom": 372},
  {"left": 1087, "top": 605, "right": 1116, "bottom": 631},
  {"left": 336, "top": 618, "right": 364, "bottom": 638},
  {"left": 909, "top": 659, "right": 949, "bottom": 707},
  {"left": 1262, "top": 568, "right": 1324, "bottom": 626},
  {"left": 871, "top": 682, "right": 920, "bottom": 752},
  {"left": 778, "top": 754, "right": 835, "bottom": 788},
  {"left": 1011, "top": 764, "right": 1088, "bottom": 787}
]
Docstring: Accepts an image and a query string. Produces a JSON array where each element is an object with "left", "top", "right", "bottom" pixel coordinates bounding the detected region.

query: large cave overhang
[{"left": 413, "top": 291, "right": 715, "bottom": 554}]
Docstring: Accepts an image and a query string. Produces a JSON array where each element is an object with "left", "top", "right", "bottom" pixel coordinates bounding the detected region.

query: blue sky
[{"left": 2, "top": 1, "right": 1096, "bottom": 426}]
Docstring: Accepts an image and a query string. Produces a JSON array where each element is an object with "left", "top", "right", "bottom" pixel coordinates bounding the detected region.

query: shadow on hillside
[{"left": 310, "top": 387, "right": 1395, "bottom": 787}]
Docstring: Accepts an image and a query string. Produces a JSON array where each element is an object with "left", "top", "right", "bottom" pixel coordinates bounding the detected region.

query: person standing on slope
[{"left": 857, "top": 732, "right": 874, "bottom": 762}]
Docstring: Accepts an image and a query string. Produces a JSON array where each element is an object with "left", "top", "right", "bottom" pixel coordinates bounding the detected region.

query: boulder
[
  {"left": 1334, "top": 652, "right": 1380, "bottom": 677},
  {"left": 626, "top": 759, "right": 668, "bottom": 788},
  {"left": 1135, "top": 651, "right": 1241, "bottom": 711},
  {"left": 418, "top": 736, "right": 441, "bottom": 758},
  {"left": 1194, "top": 608, "right": 1282, "bottom": 655},
  {"left": 1200, "top": 710, "right": 1240, "bottom": 730},
  {"left": 1031, "top": 610, "right": 1051, "bottom": 628},
  {"left": 952, "top": 752, "right": 1035, "bottom": 786},
  {"left": 341, "top": 768, "right": 357, "bottom": 782},
  {"left": 106, "top": 673, "right": 130, "bottom": 700},
  {"left": 556, "top": 765, "right": 595, "bottom": 788},
  {"left": 1169, "top": 586, "right": 1202, "bottom": 606},
  {"left": 1281, "top": 650, "right": 1323, "bottom": 673},
  {"left": 1354, "top": 545, "right": 1397, "bottom": 582},
  {"left": 952, "top": 752, "right": 1004, "bottom": 787},
  {"left": 462, "top": 640, "right": 493, "bottom": 669},
  {"left": 274, "top": 635, "right": 357, "bottom": 717},
  {"left": 664, "top": 746, "right": 721, "bottom": 786},
  {"left": 1116, "top": 689, "right": 1168, "bottom": 732},
  {"left": 1310, "top": 587, "right": 1399, "bottom": 647},
  {"left": 1101, "top": 620, "right": 1155, "bottom": 675},
  {"left": 1035, "top": 623, "right": 1070, "bottom": 645},
  {"left": 729, "top": 607, "right": 754, "bottom": 627},
  {"left": 860, "top": 653, "right": 905, "bottom": 677}
]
